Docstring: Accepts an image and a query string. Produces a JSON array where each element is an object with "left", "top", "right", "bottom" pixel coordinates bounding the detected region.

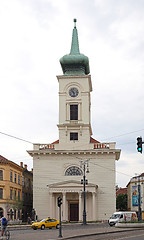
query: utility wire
[
  {"left": 90, "top": 161, "right": 133, "bottom": 178},
  {"left": 65, "top": 154, "right": 134, "bottom": 179},
  {"left": 0, "top": 130, "right": 141, "bottom": 180},
  {"left": 0, "top": 127, "right": 143, "bottom": 149},
  {"left": 101, "top": 128, "right": 144, "bottom": 141},
  {"left": 0, "top": 131, "right": 33, "bottom": 144}
]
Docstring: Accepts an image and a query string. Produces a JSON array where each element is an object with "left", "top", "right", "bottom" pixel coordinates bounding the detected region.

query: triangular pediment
[{"left": 47, "top": 180, "right": 97, "bottom": 189}]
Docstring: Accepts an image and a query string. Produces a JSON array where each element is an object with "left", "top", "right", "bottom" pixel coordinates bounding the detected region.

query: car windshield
[
  {"left": 40, "top": 219, "right": 47, "bottom": 222},
  {"left": 111, "top": 214, "right": 120, "bottom": 219}
]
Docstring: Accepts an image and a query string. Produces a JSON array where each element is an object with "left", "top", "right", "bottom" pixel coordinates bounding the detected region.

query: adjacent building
[
  {"left": 0, "top": 155, "right": 22, "bottom": 220},
  {"left": 20, "top": 162, "right": 33, "bottom": 222},
  {"left": 127, "top": 173, "right": 144, "bottom": 220},
  {"left": 28, "top": 19, "right": 121, "bottom": 221},
  {"left": 0, "top": 155, "right": 33, "bottom": 221},
  {"left": 116, "top": 187, "right": 127, "bottom": 196}
]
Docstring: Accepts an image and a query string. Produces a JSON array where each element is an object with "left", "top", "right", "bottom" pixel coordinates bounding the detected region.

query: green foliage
[
  {"left": 116, "top": 193, "right": 128, "bottom": 211},
  {"left": 12, "top": 198, "right": 23, "bottom": 210}
]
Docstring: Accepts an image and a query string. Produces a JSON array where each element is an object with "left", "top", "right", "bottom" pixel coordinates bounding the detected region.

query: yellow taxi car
[{"left": 31, "top": 217, "right": 59, "bottom": 230}]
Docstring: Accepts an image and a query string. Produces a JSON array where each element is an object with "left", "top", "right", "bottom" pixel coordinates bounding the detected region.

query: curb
[
  {"left": 61, "top": 228, "right": 144, "bottom": 239},
  {"left": 7, "top": 225, "right": 31, "bottom": 230},
  {"left": 116, "top": 223, "right": 144, "bottom": 228}
]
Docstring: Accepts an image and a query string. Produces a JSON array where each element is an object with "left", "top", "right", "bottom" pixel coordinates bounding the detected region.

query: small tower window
[
  {"left": 70, "top": 105, "right": 78, "bottom": 120},
  {"left": 65, "top": 166, "right": 83, "bottom": 176},
  {"left": 70, "top": 132, "right": 78, "bottom": 140}
]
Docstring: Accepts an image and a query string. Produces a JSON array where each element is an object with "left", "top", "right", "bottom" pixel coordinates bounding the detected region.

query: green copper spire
[
  {"left": 60, "top": 19, "right": 90, "bottom": 75},
  {"left": 70, "top": 19, "right": 80, "bottom": 55}
]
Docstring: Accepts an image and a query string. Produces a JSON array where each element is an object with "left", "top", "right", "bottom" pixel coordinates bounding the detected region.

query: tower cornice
[{"left": 57, "top": 74, "right": 92, "bottom": 92}]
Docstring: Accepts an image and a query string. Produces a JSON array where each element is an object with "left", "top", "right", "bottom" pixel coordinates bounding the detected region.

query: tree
[
  {"left": 116, "top": 193, "right": 128, "bottom": 211},
  {"left": 12, "top": 198, "right": 23, "bottom": 212}
]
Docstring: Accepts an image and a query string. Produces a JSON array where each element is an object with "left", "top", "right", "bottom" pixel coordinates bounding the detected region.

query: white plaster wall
[
  {"left": 33, "top": 152, "right": 116, "bottom": 221},
  {"left": 58, "top": 127, "right": 91, "bottom": 146},
  {"left": 58, "top": 75, "right": 92, "bottom": 145},
  {"left": 59, "top": 77, "right": 91, "bottom": 125}
]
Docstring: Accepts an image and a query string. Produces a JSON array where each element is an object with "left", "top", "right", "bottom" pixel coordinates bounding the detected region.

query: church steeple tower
[
  {"left": 70, "top": 19, "right": 80, "bottom": 55},
  {"left": 60, "top": 19, "right": 90, "bottom": 76},
  {"left": 57, "top": 19, "right": 92, "bottom": 150}
]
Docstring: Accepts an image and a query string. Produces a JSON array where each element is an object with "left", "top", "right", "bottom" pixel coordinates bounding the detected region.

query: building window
[
  {"left": 70, "top": 104, "right": 78, "bottom": 120},
  {"left": 10, "top": 189, "right": 13, "bottom": 200},
  {"left": 10, "top": 171, "right": 13, "bottom": 182},
  {"left": 14, "top": 173, "right": 17, "bottom": 183},
  {"left": 22, "top": 176, "right": 24, "bottom": 186},
  {"left": 0, "top": 170, "right": 3, "bottom": 181},
  {"left": 18, "top": 175, "right": 20, "bottom": 185},
  {"left": 14, "top": 190, "right": 16, "bottom": 200},
  {"left": 0, "top": 189, "right": 3, "bottom": 199},
  {"left": 70, "top": 132, "right": 78, "bottom": 140},
  {"left": 65, "top": 166, "right": 83, "bottom": 176},
  {"left": 18, "top": 191, "right": 20, "bottom": 201},
  {"left": 22, "top": 192, "right": 24, "bottom": 201}
]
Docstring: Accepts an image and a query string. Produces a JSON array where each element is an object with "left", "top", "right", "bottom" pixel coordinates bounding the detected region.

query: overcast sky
[{"left": 0, "top": 0, "right": 144, "bottom": 187}]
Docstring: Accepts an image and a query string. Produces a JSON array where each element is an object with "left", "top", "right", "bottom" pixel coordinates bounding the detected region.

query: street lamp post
[
  {"left": 83, "top": 163, "right": 86, "bottom": 225},
  {"left": 134, "top": 175, "right": 142, "bottom": 221},
  {"left": 80, "top": 160, "right": 89, "bottom": 225},
  {"left": 138, "top": 177, "right": 142, "bottom": 221},
  {"left": 57, "top": 196, "right": 62, "bottom": 238}
]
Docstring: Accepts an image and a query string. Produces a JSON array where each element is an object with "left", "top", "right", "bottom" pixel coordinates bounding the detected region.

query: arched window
[{"left": 65, "top": 166, "right": 83, "bottom": 176}]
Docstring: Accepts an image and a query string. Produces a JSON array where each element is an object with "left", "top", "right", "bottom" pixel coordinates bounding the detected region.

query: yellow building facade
[{"left": 0, "top": 155, "right": 22, "bottom": 220}]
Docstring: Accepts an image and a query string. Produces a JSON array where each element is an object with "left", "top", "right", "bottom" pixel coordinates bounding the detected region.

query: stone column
[
  {"left": 79, "top": 192, "right": 82, "bottom": 221},
  {"left": 49, "top": 192, "right": 53, "bottom": 217},
  {"left": 62, "top": 192, "right": 66, "bottom": 221},
  {"left": 92, "top": 192, "right": 96, "bottom": 221}
]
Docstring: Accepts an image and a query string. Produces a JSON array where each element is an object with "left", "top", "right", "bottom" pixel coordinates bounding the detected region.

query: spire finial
[{"left": 74, "top": 18, "right": 77, "bottom": 28}]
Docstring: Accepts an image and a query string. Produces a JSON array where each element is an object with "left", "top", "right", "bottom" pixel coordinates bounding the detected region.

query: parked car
[
  {"left": 108, "top": 211, "right": 137, "bottom": 226},
  {"left": 31, "top": 217, "right": 59, "bottom": 230}
]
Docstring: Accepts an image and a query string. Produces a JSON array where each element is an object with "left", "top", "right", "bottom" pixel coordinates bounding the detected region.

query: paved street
[{"left": 7, "top": 223, "right": 144, "bottom": 240}]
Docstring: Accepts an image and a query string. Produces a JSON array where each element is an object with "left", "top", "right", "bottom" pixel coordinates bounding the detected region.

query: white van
[{"left": 108, "top": 211, "right": 137, "bottom": 226}]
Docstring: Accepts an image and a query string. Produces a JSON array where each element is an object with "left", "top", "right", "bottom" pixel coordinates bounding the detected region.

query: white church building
[{"left": 28, "top": 19, "right": 121, "bottom": 222}]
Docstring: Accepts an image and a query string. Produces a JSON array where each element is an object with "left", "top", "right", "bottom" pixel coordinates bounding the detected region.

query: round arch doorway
[{"left": 0, "top": 208, "right": 3, "bottom": 217}]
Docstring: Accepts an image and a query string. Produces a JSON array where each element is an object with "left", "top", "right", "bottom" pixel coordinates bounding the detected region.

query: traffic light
[
  {"left": 137, "top": 137, "right": 142, "bottom": 153},
  {"left": 57, "top": 196, "right": 62, "bottom": 207}
]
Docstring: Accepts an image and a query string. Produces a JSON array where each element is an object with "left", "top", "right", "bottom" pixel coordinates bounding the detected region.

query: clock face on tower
[{"left": 69, "top": 87, "right": 79, "bottom": 97}]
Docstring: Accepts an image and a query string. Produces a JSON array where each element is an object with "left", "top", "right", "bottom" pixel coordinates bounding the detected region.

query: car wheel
[
  {"left": 41, "top": 225, "right": 45, "bottom": 230},
  {"left": 56, "top": 224, "right": 59, "bottom": 229},
  {"left": 109, "top": 223, "right": 115, "bottom": 227}
]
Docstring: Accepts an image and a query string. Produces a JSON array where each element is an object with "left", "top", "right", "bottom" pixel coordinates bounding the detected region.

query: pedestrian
[
  {"left": 0, "top": 215, "right": 8, "bottom": 238},
  {"left": 27, "top": 217, "right": 31, "bottom": 224}
]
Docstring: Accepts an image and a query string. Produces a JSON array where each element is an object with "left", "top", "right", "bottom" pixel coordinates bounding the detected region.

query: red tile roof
[
  {"left": 116, "top": 188, "right": 127, "bottom": 196},
  {"left": 52, "top": 137, "right": 100, "bottom": 144},
  {"left": 138, "top": 173, "right": 144, "bottom": 177},
  {"left": 51, "top": 140, "right": 59, "bottom": 144},
  {"left": 0, "top": 155, "right": 8, "bottom": 161},
  {"left": 90, "top": 137, "right": 100, "bottom": 143}
]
